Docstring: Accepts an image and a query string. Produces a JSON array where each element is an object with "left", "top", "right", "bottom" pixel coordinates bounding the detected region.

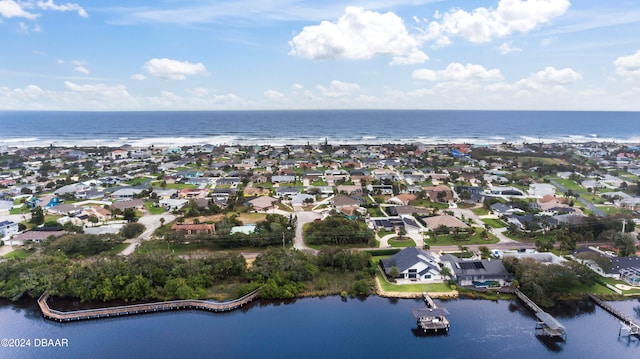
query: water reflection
[
  {"left": 536, "top": 335, "right": 565, "bottom": 352},
  {"left": 411, "top": 327, "right": 449, "bottom": 337}
]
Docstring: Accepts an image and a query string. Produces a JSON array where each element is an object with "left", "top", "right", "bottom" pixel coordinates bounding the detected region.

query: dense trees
[
  {"left": 249, "top": 248, "right": 374, "bottom": 299},
  {"left": 304, "top": 214, "right": 375, "bottom": 246},
  {"left": 503, "top": 257, "right": 599, "bottom": 307},
  {"left": 44, "top": 234, "right": 124, "bottom": 257},
  {"left": 120, "top": 222, "right": 146, "bottom": 239},
  {"left": 0, "top": 252, "right": 246, "bottom": 302}
]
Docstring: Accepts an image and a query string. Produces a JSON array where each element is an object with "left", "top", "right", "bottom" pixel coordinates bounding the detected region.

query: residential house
[
  {"left": 490, "top": 203, "right": 525, "bottom": 216},
  {"left": 243, "top": 186, "right": 271, "bottom": 197},
  {"left": 275, "top": 187, "right": 301, "bottom": 199},
  {"left": 336, "top": 185, "right": 362, "bottom": 195},
  {"left": 47, "top": 203, "right": 82, "bottom": 216},
  {"left": 422, "top": 185, "right": 453, "bottom": 202},
  {"left": 528, "top": 183, "right": 556, "bottom": 198},
  {"left": 290, "top": 194, "right": 316, "bottom": 207},
  {"left": 423, "top": 215, "right": 469, "bottom": 232},
  {"left": 178, "top": 188, "right": 209, "bottom": 199},
  {"left": 387, "top": 193, "right": 417, "bottom": 206},
  {"left": 110, "top": 188, "right": 143, "bottom": 200},
  {"left": 10, "top": 230, "right": 67, "bottom": 244},
  {"left": 440, "top": 254, "right": 511, "bottom": 287},
  {"left": 489, "top": 186, "right": 523, "bottom": 196},
  {"left": 111, "top": 199, "right": 145, "bottom": 211},
  {"left": 367, "top": 184, "right": 394, "bottom": 195},
  {"left": 159, "top": 199, "right": 188, "bottom": 211},
  {"left": 0, "top": 220, "right": 19, "bottom": 238},
  {"left": 331, "top": 195, "right": 360, "bottom": 209},
  {"left": 171, "top": 223, "right": 215, "bottom": 236},
  {"left": 248, "top": 196, "right": 278, "bottom": 211},
  {"left": 271, "top": 175, "right": 296, "bottom": 184},
  {"left": 379, "top": 247, "right": 443, "bottom": 282}
]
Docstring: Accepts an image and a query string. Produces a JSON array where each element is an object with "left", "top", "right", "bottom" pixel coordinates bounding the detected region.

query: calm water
[
  {"left": 1, "top": 110, "right": 639, "bottom": 147},
  {"left": 1, "top": 296, "right": 639, "bottom": 358}
]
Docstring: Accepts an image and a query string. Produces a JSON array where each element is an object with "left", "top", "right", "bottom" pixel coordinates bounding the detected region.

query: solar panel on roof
[{"left": 458, "top": 261, "right": 485, "bottom": 270}]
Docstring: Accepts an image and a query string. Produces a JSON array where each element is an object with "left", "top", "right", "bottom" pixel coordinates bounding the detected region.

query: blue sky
[{"left": 1, "top": 0, "right": 639, "bottom": 111}]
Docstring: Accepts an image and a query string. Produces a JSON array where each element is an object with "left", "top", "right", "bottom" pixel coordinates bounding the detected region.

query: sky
[{"left": 1, "top": 0, "right": 640, "bottom": 111}]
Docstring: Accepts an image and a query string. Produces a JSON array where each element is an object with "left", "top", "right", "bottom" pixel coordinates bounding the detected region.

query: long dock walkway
[
  {"left": 38, "top": 290, "right": 259, "bottom": 322},
  {"left": 515, "top": 289, "right": 566, "bottom": 340},
  {"left": 587, "top": 294, "right": 640, "bottom": 337}
]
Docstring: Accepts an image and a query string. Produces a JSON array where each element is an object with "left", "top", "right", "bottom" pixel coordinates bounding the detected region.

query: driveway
[
  {"left": 292, "top": 208, "right": 322, "bottom": 253},
  {"left": 119, "top": 212, "right": 176, "bottom": 256}
]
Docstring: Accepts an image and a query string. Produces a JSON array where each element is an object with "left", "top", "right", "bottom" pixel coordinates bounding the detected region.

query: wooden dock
[
  {"left": 413, "top": 293, "right": 450, "bottom": 333},
  {"left": 515, "top": 289, "right": 566, "bottom": 341},
  {"left": 37, "top": 290, "right": 259, "bottom": 322},
  {"left": 587, "top": 294, "right": 640, "bottom": 337}
]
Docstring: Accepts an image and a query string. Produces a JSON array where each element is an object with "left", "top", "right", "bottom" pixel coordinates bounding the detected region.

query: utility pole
[{"left": 622, "top": 219, "right": 627, "bottom": 234}]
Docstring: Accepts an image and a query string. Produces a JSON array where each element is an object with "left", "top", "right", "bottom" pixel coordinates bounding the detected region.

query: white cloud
[
  {"left": 74, "top": 66, "right": 90, "bottom": 75},
  {"left": 64, "top": 81, "right": 130, "bottom": 98},
  {"left": 0, "top": 0, "right": 38, "bottom": 20},
  {"left": 143, "top": 58, "right": 207, "bottom": 80},
  {"left": 499, "top": 41, "right": 522, "bottom": 55},
  {"left": 35, "top": 0, "right": 87, "bottom": 18},
  {"left": 316, "top": 80, "right": 360, "bottom": 98},
  {"left": 187, "top": 87, "right": 209, "bottom": 97},
  {"left": 289, "top": 6, "right": 427, "bottom": 65},
  {"left": 425, "top": 0, "right": 570, "bottom": 45},
  {"left": 264, "top": 90, "right": 285, "bottom": 99},
  {"left": 130, "top": 73, "right": 147, "bottom": 81},
  {"left": 614, "top": 50, "right": 640, "bottom": 77},
  {"left": 292, "top": 83, "right": 304, "bottom": 90},
  {"left": 412, "top": 63, "right": 502, "bottom": 82},
  {"left": 524, "top": 66, "right": 582, "bottom": 86}
]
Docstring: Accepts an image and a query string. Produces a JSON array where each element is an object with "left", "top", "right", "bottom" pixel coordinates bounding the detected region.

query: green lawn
[
  {"left": 548, "top": 177, "right": 584, "bottom": 193},
  {"left": 481, "top": 218, "right": 506, "bottom": 229},
  {"left": 426, "top": 229, "right": 499, "bottom": 246},
  {"left": 370, "top": 256, "right": 454, "bottom": 293},
  {"left": 145, "top": 201, "right": 167, "bottom": 215},
  {"left": 388, "top": 237, "right": 417, "bottom": 248},
  {"left": 472, "top": 208, "right": 490, "bottom": 216},
  {"left": 599, "top": 277, "right": 640, "bottom": 295},
  {"left": 367, "top": 207, "right": 384, "bottom": 217},
  {"left": 3, "top": 249, "right": 32, "bottom": 259},
  {"left": 9, "top": 207, "right": 28, "bottom": 215}
]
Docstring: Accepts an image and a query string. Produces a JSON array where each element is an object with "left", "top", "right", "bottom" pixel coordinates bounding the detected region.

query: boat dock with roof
[
  {"left": 412, "top": 293, "right": 450, "bottom": 333},
  {"left": 515, "top": 289, "right": 566, "bottom": 341}
]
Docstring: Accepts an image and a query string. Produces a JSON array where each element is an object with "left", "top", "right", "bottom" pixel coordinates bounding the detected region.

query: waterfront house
[
  {"left": 440, "top": 254, "right": 511, "bottom": 287},
  {"left": 380, "top": 247, "right": 443, "bottom": 282}
]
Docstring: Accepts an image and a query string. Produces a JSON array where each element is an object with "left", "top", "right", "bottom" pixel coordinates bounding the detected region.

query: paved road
[
  {"left": 450, "top": 208, "right": 517, "bottom": 243},
  {"left": 292, "top": 208, "right": 322, "bottom": 253},
  {"left": 549, "top": 179, "right": 606, "bottom": 217},
  {"left": 119, "top": 212, "right": 176, "bottom": 256}
]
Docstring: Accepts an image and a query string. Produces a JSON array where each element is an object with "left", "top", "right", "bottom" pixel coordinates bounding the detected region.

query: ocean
[{"left": 1, "top": 110, "right": 639, "bottom": 148}]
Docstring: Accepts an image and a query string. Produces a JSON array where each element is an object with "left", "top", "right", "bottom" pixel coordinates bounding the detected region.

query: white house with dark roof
[{"left": 380, "top": 247, "right": 443, "bottom": 282}]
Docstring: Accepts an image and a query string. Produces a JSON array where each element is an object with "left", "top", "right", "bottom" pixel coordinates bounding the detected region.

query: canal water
[{"left": 1, "top": 296, "right": 639, "bottom": 358}]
